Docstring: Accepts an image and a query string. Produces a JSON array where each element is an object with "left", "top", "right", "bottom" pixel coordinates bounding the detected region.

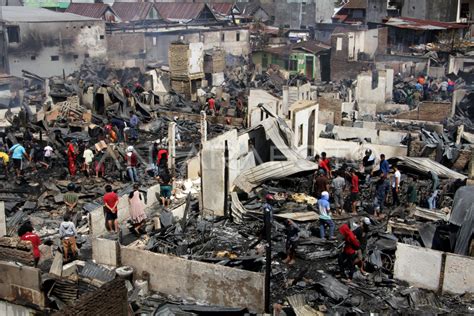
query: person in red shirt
[
  {"left": 157, "top": 148, "right": 168, "bottom": 169},
  {"left": 319, "top": 152, "right": 331, "bottom": 177},
  {"left": 103, "top": 184, "right": 119, "bottom": 233},
  {"left": 338, "top": 224, "right": 360, "bottom": 281},
  {"left": 350, "top": 169, "right": 359, "bottom": 215},
  {"left": 66, "top": 141, "right": 77, "bottom": 177},
  {"left": 208, "top": 97, "right": 215, "bottom": 116},
  {"left": 18, "top": 221, "right": 41, "bottom": 267}
]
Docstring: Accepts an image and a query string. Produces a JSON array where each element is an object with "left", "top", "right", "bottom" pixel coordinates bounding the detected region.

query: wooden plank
[{"left": 274, "top": 212, "right": 319, "bottom": 222}]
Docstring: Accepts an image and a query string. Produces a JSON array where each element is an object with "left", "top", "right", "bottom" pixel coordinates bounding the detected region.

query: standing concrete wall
[
  {"left": 0, "top": 261, "right": 44, "bottom": 307},
  {"left": 442, "top": 254, "right": 474, "bottom": 295},
  {"left": 121, "top": 247, "right": 265, "bottom": 312},
  {"left": 316, "top": 138, "right": 407, "bottom": 160},
  {"left": 201, "top": 130, "right": 238, "bottom": 216}
]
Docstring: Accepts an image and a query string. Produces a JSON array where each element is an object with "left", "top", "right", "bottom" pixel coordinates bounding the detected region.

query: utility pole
[{"left": 264, "top": 207, "right": 272, "bottom": 313}]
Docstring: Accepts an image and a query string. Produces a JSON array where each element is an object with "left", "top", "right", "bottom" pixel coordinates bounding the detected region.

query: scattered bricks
[
  {"left": 54, "top": 279, "right": 128, "bottom": 316},
  {"left": 452, "top": 149, "right": 471, "bottom": 171},
  {"left": 0, "top": 237, "right": 35, "bottom": 266}
]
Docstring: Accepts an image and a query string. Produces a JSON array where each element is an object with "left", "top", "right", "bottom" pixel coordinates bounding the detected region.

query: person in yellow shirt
[{"left": 0, "top": 150, "right": 9, "bottom": 176}]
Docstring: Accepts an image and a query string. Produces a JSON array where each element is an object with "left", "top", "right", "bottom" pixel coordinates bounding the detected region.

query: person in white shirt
[
  {"left": 391, "top": 165, "right": 401, "bottom": 206},
  {"left": 43, "top": 144, "right": 53, "bottom": 168},
  {"left": 82, "top": 147, "right": 94, "bottom": 177}
]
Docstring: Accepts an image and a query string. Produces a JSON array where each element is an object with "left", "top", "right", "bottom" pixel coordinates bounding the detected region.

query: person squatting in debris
[
  {"left": 103, "top": 184, "right": 119, "bottom": 233},
  {"left": 18, "top": 221, "right": 41, "bottom": 267},
  {"left": 43, "top": 143, "right": 54, "bottom": 169},
  {"left": 126, "top": 146, "right": 139, "bottom": 183},
  {"left": 128, "top": 184, "right": 147, "bottom": 235},
  {"left": 66, "top": 140, "right": 77, "bottom": 177},
  {"left": 391, "top": 165, "right": 401, "bottom": 207},
  {"left": 350, "top": 169, "right": 360, "bottom": 215},
  {"left": 353, "top": 217, "right": 371, "bottom": 275},
  {"left": 9, "top": 142, "right": 30, "bottom": 178},
  {"left": 283, "top": 219, "right": 300, "bottom": 265},
  {"left": 331, "top": 171, "right": 346, "bottom": 215},
  {"left": 59, "top": 213, "right": 78, "bottom": 262},
  {"left": 157, "top": 166, "right": 173, "bottom": 207},
  {"left": 338, "top": 223, "right": 360, "bottom": 282}
]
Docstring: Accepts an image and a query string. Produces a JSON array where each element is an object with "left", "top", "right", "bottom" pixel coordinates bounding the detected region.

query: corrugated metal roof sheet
[
  {"left": 211, "top": 3, "right": 234, "bottom": 16},
  {"left": 154, "top": 3, "right": 212, "bottom": 21},
  {"left": 65, "top": 3, "right": 110, "bottom": 19},
  {"left": 385, "top": 17, "right": 467, "bottom": 31},
  {"left": 0, "top": 6, "right": 99, "bottom": 22},
  {"left": 112, "top": 2, "right": 154, "bottom": 22},
  {"left": 261, "top": 40, "right": 330, "bottom": 56}
]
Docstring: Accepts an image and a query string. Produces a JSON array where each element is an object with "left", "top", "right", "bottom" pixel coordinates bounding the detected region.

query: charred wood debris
[{"left": 0, "top": 59, "right": 473, "bottom": 315}]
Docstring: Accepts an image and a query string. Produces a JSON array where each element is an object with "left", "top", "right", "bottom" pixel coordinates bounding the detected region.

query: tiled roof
[
  {"left": 112, "top": 2, "right": 155, "bottom": 22},
  {"left": 65, "top": 3, "right": 111, "bottom": 19}
]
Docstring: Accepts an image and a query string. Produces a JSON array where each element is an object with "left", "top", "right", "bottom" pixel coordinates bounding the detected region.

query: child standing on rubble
[
  {"left": 9, "top": 142, "right": 30, "bottom": 178},
  {"left": 283, "top": 219, "right": 300, "bottom": 265},
  {"left": 59, "top": 213, "right": 77, "bottom": 262}
]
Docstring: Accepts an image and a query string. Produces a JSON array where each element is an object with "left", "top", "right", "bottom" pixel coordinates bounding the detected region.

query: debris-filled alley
[{"left": 0, "top": 2, "right": 473, "bottom": 315}]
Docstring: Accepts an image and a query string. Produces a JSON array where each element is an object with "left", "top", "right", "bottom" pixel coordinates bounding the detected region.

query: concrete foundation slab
[
  {"left": 394, "top": 243, "right": 442, "bottom": 291},
  {"left": 442, "top": 254, "right": 474, "bottom": 294}
]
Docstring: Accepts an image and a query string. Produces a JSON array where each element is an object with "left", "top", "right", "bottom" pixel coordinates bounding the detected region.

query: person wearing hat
[
  {"left": 318, "top": 191, "right": 335, "bottom": 240},
  {"left": 125, "top": 146, "right": 139, "bottom": 183},
  {"left": 362, "top": 149, "right": 375, "bottom": 180},
  {"left": 353, "top": 217, "right": 371, "bottom": 275}
]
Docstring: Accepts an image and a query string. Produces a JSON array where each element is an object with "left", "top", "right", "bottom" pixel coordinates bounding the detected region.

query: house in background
[
  {"left": 112, "top": 2, "right": 160, "bottom": 22},
  {"left": 252, "top": 40, "right": 330, "bottom": 81},
  {"left": 0, "top": 6, "right": 107, "bottom": 77},
  {"left": 66, "top": 3, "right": 121, "bottom": 22},
  {"left": 154, "top": 3, "right": 217, "bottom": 24}
]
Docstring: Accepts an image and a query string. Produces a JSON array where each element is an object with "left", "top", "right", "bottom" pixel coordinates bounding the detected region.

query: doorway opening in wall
[
  {"left": 94, "top": 93, "right": 105, "bottom": 115},
  {"left": 298, "top": 124, "right": 304, "bottom": 146},
  {"left": 307, "top": 110, "right": 315, "bottom": 156},
  {"left": 224, "top": 140, "right": 229, "bottom": 218},
  {"left": 305, "top": 56, "right": 314, "bottom": 79}
]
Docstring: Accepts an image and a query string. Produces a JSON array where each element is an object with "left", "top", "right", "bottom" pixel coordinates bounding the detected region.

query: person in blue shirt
[
  {"left": 379, "top": 154, "right": 390, "bottom": 177},
  {"left": 129, "top": 111, "right": 139, "bottom": 141},
  {"left": 8, "top": 143, "right": 30, "bottom": 177},
  {"left": 318, "top": 191, "right": 335, "bottom": 239}
]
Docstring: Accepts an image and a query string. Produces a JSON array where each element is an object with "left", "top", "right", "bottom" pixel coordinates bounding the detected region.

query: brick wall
[
  {"left": 319, "top": 96, "right": 342, "bottom": 125},
  {"left": 330, "top": 33, "right": 370, "bottom": 81},
  {"left": 391, "top": 102, "right": 452, "bottom": 122},
  {"left": 0, "top": 237, "right": 35, "bottom": 266},
  {"left": 55, "top": 279, "right": 128, "bottom": 316}
]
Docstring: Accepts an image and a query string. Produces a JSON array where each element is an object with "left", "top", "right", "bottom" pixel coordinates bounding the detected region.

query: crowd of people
[{"left": 264, "top": 149, "right": 441, "bottom": 283}]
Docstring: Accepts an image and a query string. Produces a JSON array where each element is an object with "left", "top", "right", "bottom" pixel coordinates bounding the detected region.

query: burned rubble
[{"left": 0, "top": 3, "right": 473, "bottom": 315}]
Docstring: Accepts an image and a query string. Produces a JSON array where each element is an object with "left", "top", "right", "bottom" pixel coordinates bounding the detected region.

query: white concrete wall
[
  {"left": 316, "top": 138, "right": 407, "bottom": 159},
  {"left": 0, "top": 301, "right": 36, "bottom": 316},
  {"left": 121, "top": 247, "right": 265, "bottom": 312},
  {"left": 317, "top": 124, "right": 407, "bottom": 146},
  {"left": 201, "top": 130, "right": 239, "bottom": 216},
  {"left": 189, "top": 42, "right": 204, "bottom": 75},
  {"left": 92, "top": 237, "right": 120, "bottom": 266},
  {"left": 247, "top": 89, "right": 282, "bottom": 128},
  {"left": 291, "top": 103, "right": 318, "bottom": 157},
  {"left": 394, "top": 243, "right": 443, "bottom": 291},
  {"left": 443, "top": 253, "right": 474, "bottom": 295}
]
